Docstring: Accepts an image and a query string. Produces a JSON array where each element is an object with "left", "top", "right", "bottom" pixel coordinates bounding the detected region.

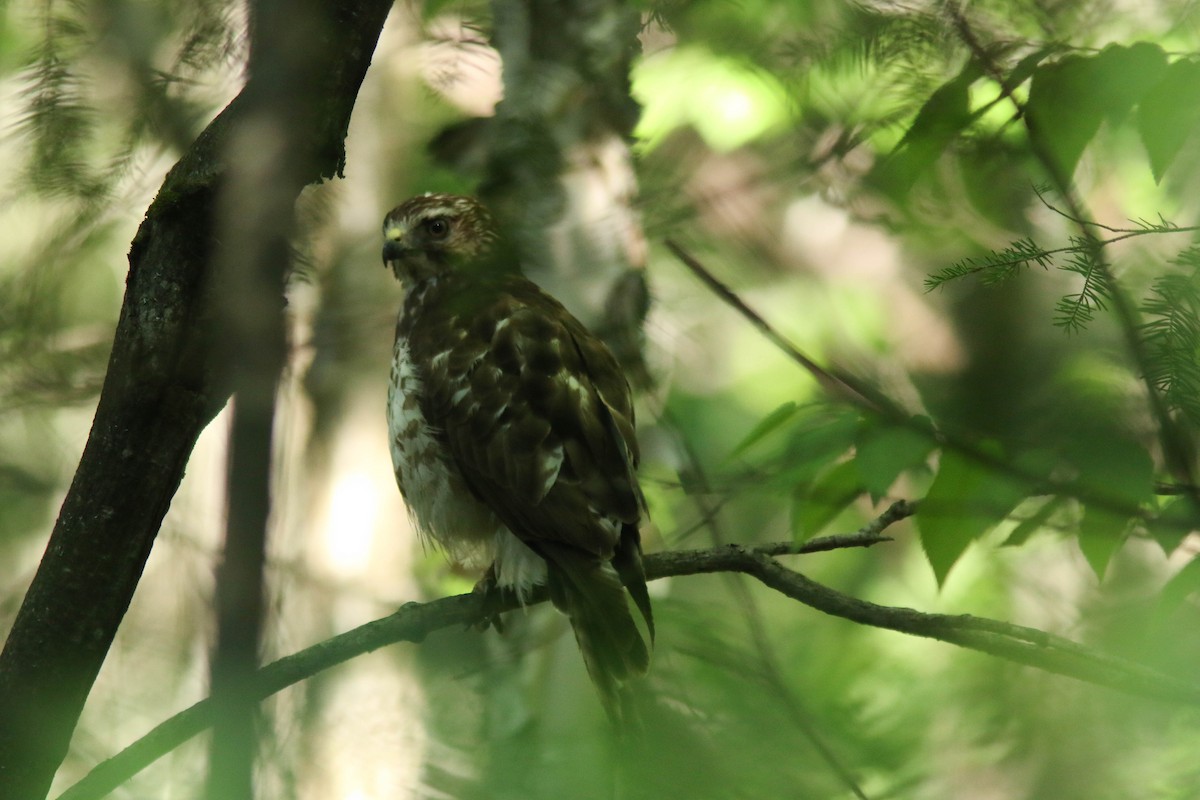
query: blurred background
[{"left": 2, "top": 0, "right": 1200, "bottom": 797}]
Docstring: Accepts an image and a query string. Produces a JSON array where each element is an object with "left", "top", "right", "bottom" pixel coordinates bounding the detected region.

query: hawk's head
[{"left": 382, "top": 193, "right": 499, "bottom": 284}]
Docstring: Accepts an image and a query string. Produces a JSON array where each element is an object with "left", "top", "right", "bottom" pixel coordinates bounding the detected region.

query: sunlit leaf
[
  {"left": 1076, "top": 507, "right": 1130, "bottom": 579},
  {"left": 1027, "top": 43, "right": 1167, "bottom": 178},
  {"left": 916, "top": 447, "right": 1028, "bottom": 585},
  {"left": 729, "top": 401, "right": 799, "bottom": 458},
  {"left": 793, "top": 460, "right": 861, "bottom": 540},
  {"left": 1137, "top": 59, "right": 1200, "bottom": 182},
  {"left": 873, "top": 63, "right": 978, "bottom": 196},
  {"left": 1002, "top": 496, "right": 1066, "bottom": 547},
  {"left": 854, "top": 417, "right": 936, "bottom": 502}
]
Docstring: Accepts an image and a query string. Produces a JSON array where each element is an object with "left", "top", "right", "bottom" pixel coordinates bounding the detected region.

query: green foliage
[
  {"left": 1077, "top": 507, "right": 1131, "bottom": 578},
  {"left": 13, "top": 0, "right": 240, "bottom": 203},
  {"left": 634, "top": 47, "right": 793, "bottom": 151},
  {"left": 1002, "top": 496, "right": 1066, "bottom": 547},
  {"left": 925, "top": 235, "right": 1054, "bottom": 288},
  {"left": 1026, "top": 43, "right": 1168, "bottom": 180},
  {"left": 1051, "top": 234, "right": 1110, "bottom": 331},
  {"left": 928, "top": 214, "right": 1198, "bottom": 333},
  {"left": 792, "top": 458, "right": 860, "bottom": 539},
  {"left": 1138, "top": 59, "right": 1200, "bottom": 182},
  {"left": 9, "top": 0, "right": 1200, "bottom": 797},
  {"left": 916, "top": 446, "right": 1028, "bottom": 585},
  {"left": 728, "top": 400, "right": 799, "bottom": 457},
  {"left": 853, "top": 416, "right": 935, "bottom": 502},
  {"left": 1066, "top": 435, "right": 1156, "bottom": 576},
  {"left": 872, "top": 61, "right": 982, "bottom": 198},
  {"left": 1142, "top": 246, "right": 1200, "bottom": 429}
]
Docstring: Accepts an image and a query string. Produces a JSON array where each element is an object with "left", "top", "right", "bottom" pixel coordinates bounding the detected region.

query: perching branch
[{"left": 56, "top": 500, "right": 1198, "bottom": 800}]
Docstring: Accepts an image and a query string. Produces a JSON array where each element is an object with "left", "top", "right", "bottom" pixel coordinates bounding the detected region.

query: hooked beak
[{"left": 382, "top": 238, "right": 407, "bottom": 267}]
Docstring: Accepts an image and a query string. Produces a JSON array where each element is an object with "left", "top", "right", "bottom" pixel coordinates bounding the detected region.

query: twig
[
  {"left": 757, "top": 499, "right": 915, "bottom": 556},
  {"left": 1031, "top": 187, "right": 1189, "bottom": 235},
  {"left": 663, "top": 239, "right": 885, "bottom": 414},
  {"left": 942, "top": 226, "right": 1200, "bottom": 282}
]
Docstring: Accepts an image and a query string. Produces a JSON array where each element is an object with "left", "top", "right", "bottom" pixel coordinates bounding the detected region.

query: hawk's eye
[{"left": 424, "top": 217, "right": 450, "bottom": 239}]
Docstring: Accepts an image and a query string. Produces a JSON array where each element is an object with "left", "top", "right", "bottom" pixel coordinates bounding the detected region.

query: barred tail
[{"left": 540, "top": 532, "right": 653, "bottom": 726}]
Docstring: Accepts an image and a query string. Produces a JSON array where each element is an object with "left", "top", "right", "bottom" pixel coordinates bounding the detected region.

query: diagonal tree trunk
[{"left": 0, "top": 2, "right": 393, "bottom": 796}]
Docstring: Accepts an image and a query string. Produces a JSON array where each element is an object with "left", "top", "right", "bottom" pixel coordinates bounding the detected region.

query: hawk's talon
[{"left": 472, "top": 566, "right": 511, "bottom": 632}]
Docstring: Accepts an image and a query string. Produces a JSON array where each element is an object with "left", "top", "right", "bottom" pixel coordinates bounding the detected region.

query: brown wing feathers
[{"left": 433, "top": 281, "right": 653, "bottom": 715}]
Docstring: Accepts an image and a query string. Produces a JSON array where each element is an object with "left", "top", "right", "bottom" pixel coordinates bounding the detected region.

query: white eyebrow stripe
[{"left": 416, "top": 206, "right": 459, "bottom": 219}]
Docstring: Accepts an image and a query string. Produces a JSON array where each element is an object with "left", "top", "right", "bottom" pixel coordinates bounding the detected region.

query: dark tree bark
[{"left": 0, "top": 2, "right": 394, "bottom": 797}]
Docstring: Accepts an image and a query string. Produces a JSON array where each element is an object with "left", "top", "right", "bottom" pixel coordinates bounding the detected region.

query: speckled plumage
[{"left": 381, "top": 193, "right": 652, "bottom": 721}]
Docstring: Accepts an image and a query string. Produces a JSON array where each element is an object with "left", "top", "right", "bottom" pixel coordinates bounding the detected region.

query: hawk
[{"left": 381, "top": 193, "right": 653, "bottom": 722}]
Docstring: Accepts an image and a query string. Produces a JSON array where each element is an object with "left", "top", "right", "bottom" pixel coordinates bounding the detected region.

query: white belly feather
[{"left": 387, "top": 337, "right": 547, "bottom": 597}]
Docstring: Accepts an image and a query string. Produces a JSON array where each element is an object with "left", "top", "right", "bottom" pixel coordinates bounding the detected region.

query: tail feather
[
  {"left": 613, "top": 522, "right": 654, "bottom": 643},
  {"left": 540, "top": 541, "right": 652, "bottom": 725}
]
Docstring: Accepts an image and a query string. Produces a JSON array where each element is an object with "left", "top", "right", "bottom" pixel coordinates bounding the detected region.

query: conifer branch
[{"left": 948, "top": 4, "right": 1200, "bottom": 502}]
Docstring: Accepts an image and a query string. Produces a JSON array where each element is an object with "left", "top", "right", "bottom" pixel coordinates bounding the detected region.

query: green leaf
[
  {"left": 1057, "top": 434, "right": 1151, "bottom": 576},
  {"left": 729, "top": 401, "right": 799, "bottom": 458},
  {"left": 854, "top": 417, "right": 936, "bottom": 502},
  {"left": 896, "top": 64, "right": 979, "bottom": 149},
  {"left": 1091, "top": 42, "right": 1168, "bottom": 123},
  {"left": 778, "top": 409, "right": 862, "bottom": 488},
  {"left": 1026, "top": 56, "right": 1101, "bottom": 179},
  {"left": 1137, "top": 59, "right": 1200, "bottom": 182},
  {"left": 1067, "top": 435, "right": 1155, "bottom": 511},
  {"left": 874, "top": 63, "right": 978, "bottom": 197},
  {"left": 1077, "top": 507, "right": 1130, "bottom": 579},
  {"left": 1005, "top": 46, "right": 1063, "bottom": 89},
  {"left": 1145, "top": 497, "right": 1200, "bottom": 554},
  {"left": 1027, "top": 43, "right": 1167, "bottom": 178},
  {"left": 1157, "top": 557, "right": 1200, "bottom": 616},
  {"left": 1003, "top": 496, "right": 1066, "bottom": 547},
  {"left": 793, "top": 460, "right": 861, "bottom": 541},
  {"left": 916, "top": 447, "right": 1028, "bottom": 585}
]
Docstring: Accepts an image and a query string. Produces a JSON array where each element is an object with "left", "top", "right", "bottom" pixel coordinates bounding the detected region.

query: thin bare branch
[{"left": 664, "top": 239, "right": 886, "bottom": 414}]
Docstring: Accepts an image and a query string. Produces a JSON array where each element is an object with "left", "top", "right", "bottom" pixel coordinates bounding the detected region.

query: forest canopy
[{"left": 1, "top": 0, "right": 1200, "bottom": 798}]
